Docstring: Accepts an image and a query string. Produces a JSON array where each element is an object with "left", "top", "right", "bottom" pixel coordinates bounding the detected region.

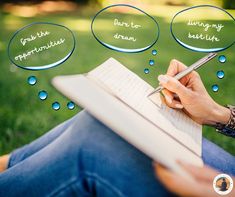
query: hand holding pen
[
  {"left": 148, "top": 53, "right": 217, "bottom": 96},
  {"left": 149, "top": 55, "right": 230, "bottom": 125}
]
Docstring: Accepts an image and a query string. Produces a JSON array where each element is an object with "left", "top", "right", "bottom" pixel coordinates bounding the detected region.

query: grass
[{"left": 0, "top": 4, "right": 234, "bottom": 156}]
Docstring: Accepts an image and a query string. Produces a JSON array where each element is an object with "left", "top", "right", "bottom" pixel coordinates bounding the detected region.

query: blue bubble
[
  {"left": 91, "top": 4, "right": 160, "bottom": 53},
  {"left": 218, "top": 55, "right": 226, "bottom": 63},
  {"left": 171, "top": 5, "right": 235, "bottom": 52},
  {"left": 217, "top": 70, "right": 225, "bottom": 79},
  {"left": 144, "top": 68, "right": 150, "bottom": 74},
  {"left": 27, "top": 76, "right": 37, "bottom": 85},
  {"left": 8, "top": 22, "right": 76, "bottom": 71},
  {"left": 152, "top": 49, "right": 157, "bottom": 55},
  {"left": 67, "top": 101, "right": 75, "bottom": 110},
  {"left": 149, "top": 60, "right": 155, "bottom": 66},
  {"left": 38, "top": 90, "right": 48, "bottom": 100},
  {"left": 52, "top": 102, "right": 60, "bottom": 111},
  {"left": 212, "top": 84, "right": 219, "bottom": 92}
]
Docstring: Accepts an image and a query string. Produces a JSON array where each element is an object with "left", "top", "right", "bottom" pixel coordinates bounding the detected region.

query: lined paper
[{"left": 88, "top": 58, "right": 202, "bottom": 155}]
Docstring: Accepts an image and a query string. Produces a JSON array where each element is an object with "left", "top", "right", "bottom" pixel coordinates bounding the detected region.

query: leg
[
  {"left": 0, "top": 111, "right": 173, "bottom": 197},
  {"left": 8, "top": 113, "right": 81, "bottom": 168},
  {"left": 202, "top": 138, "right": 235, "bottom": 176},
  {"left": 2, "top": 111, "right": 234, "bottom": 196},
  {"left": 0, "top": 155, "right": 9, "bottom": 172}
]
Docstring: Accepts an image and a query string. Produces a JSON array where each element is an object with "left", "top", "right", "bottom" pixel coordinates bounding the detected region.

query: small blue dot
[
  {"left": 38, "top": 90, "right": 48, "bottom": 100},
  {"left": 28, "top": 76, "right": 37, "bottom": 85},
  {"left": 152, "top": 49, "right": 157, "bottom": 56},
  {"left": 144, "top": 68, "right": 150, "bottom": 74},
  {"left": 149, "top": 60, "right": 155, "bottom": 66},
  {"left": 212, "top": 84, "right": 219, "bottom": 92},
  {"left": 67, "top": 101, "right": 75, "bottom": 110},
  {"left": 217, "top": 70, "right": 224, "bottom": 79},
  {"left": 218, "top": 55, "right": 226, "bottom": 63},
  {"left": 52, "top": 102, "right": 60, "bottom": 111}
]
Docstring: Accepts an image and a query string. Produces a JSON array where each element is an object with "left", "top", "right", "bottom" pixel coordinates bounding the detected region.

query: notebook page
[{"left": 87, "top": 58, "right": 202, "bottom": 156}]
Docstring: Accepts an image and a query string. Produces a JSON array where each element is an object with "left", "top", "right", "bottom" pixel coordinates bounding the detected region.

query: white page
[
  {"left": 87, "top": 58, "right": 202, "bottom": 156},
  {"left": 52, "top": 75, "right": 203, "bottom": 179}
]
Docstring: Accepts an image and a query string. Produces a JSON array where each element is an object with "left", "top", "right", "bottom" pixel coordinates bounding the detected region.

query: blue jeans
[{"left": 0, "top": 111, "right": 234, "bottom": 197}]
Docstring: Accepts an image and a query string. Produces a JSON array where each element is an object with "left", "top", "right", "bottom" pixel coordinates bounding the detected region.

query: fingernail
[
  {"left": 175, "top": 104, "right": 183, "bottom": 109},
  {"left": 158, "top": 75, "right": 169, "bottom": 84},
  {"left": 171, "top": 59, "right": 178, "bottom": 66},
  {"left": 165, "top": 95, "right": 172, "bottom": 104}
]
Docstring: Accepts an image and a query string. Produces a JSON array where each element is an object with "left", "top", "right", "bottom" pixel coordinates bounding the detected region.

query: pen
[{"left": 147, "top": 52, "right": 217, "bottom": 97}]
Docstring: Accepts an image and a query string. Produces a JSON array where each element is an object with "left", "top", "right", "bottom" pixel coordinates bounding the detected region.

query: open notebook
[{"left": 52, "top": 58, "right": 203, "bottom": 176}]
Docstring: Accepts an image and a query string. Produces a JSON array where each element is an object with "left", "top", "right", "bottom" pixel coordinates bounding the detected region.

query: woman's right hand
[{"left": 158, "top": 59, "right": 230, "bottom": 125}]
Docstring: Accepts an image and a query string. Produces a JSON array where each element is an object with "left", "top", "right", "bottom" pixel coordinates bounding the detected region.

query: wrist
[{"left": 210, "top": 104, "right": 230, "bottom": 125}]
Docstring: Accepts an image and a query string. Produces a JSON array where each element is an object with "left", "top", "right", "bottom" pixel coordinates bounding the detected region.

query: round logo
[{"left": 213, "top": 174, "right": 233, "bottom": 195}]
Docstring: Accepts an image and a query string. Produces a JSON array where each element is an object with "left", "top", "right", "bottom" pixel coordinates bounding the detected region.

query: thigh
[
  {"left": 8, "top": 113, "right": 81, "bottom": 168},
  {"left": 75, "top": 113, "right": 173, "bottom": 197},
  {"left": 202, "top": 138, "right": 235, "bottom": 176},
  {"left": 1, "top": 111, "right": 173, "bottom": 197}
]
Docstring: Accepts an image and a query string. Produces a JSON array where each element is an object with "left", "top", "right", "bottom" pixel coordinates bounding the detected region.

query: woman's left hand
[{"left": 154, "top": 162, "right": 235, "bottom": 197}]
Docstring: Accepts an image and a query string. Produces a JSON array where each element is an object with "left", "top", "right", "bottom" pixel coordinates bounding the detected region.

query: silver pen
[{"left": 147, "top": 52, "right": 217, "bottom": 97}]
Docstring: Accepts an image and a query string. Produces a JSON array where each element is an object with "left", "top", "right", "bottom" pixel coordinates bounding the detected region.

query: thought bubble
[
  {"left": 91, "top": 4, "right": 159, "bottom": 53},
  {"left": 170, "top": 5, "right": 235, "bottom": 52},
  {"left": 8, "top": 22, "right": 75, "bottom": 70}
]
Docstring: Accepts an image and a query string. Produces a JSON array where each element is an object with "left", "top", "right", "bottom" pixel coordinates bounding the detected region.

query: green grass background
[{"left": 0, "top": 3, "right": 234, "bottom": 155}]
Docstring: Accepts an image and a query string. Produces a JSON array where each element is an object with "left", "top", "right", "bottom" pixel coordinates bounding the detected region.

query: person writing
[{"left": 0, "top": 59, "right": 234, "bottom": 197}]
